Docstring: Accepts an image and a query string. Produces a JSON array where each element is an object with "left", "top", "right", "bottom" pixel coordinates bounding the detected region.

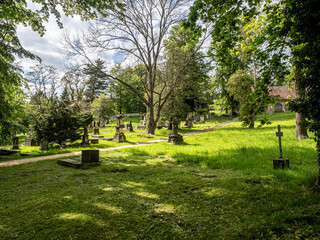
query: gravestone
[
  {"left": 194, "top": 113, "right": 200, "bottom": 123},
  {"left": 184, "top": 113, "right": 193, "bottom": 128},
  {"left": 168, "top": 118, "right": 183, "bottom": 144},
  {"left": 39, "top": 138, "right": 49, "bottom": 151},
  {"left": 57, "top": 149, "right": 100, "bottom": 169},
  {"left": 199, "top": 115, "right": 205, "bottom": 124},
  {"left": 80, "top": 127, "right": 91, "bottom": 147},
  {"left": 89, "top": 139, "right": 99, "bottom": 144},
  {"left": 113, "top": 114, "right": 126, "bottom": 142},
  {"left": 127, "top": 121, "right": 134, "bottom": 132},
  {"left": 11, "top": 137, "right": 19, "bottom": 150},
  {"left": 93, "top": 127, "right": 100, "bottom": 135},
  {"left": 60, "top": 141, "right": 67, "bottom": 149},
  {"left": 273, "top": 125, "right": 289, "bottom": 169},
  {"left": 24, "top": 138, "right": 38, "bottom": 147},
  {"left": 137, "top": 115, "right": 147, "bottom": 129},
  {"left": 206, "top": 113, "right": 209, "bottom": 120}
]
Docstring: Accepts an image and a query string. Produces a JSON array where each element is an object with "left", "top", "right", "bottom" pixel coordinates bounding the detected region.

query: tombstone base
[
  {"left": 113, "top": 133, "right": 126, "bottom": 142},
  {"left": 80, "top": 141, "right": 91, "bottom": 147},
  {"left": 273, "top": 158, "right": 289, "bottom": 169},
  {"left": 167, "top": 134, "right": 183, "bottom": 145},
  {"left": 57, "top": 157, "right": 100, "bottom": 169}
]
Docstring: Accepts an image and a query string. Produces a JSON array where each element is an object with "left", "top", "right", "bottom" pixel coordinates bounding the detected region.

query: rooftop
[{"left": 269, "top": 85, "right": 296, "bottom": 100}]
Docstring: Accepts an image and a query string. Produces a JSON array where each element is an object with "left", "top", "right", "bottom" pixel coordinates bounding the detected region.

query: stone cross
[{"left": 276, "top": 125, "right": 283, "bottom": 158}]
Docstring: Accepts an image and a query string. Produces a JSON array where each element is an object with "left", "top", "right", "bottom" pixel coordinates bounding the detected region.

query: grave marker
[{"left": 273, "top": 125, "right": 289, "bottom": 169}]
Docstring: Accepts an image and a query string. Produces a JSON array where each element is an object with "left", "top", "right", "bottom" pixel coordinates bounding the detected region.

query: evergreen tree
[{"left": 83, "top": 59, "right": 108, "bottom": 102}]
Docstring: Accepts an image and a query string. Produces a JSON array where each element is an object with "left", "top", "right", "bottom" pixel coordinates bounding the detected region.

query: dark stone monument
[
  {"left": 11, "top": 136, "right": 19, "bottom": 150},
  {"left": 39, "top": 138, "right": 49, "bottom": 151},
  {"left": 168, "top": 118, "right": 183, "bottom": 145},
  {"left": 90, "top": 139, "right": 99, "bottom": 144},
  {"left": 113, "top": 114, "right": 126, "bottom": 142},
  {"left": 60, "top": 141, "right": 67, "bottom": 149},
  {"left": 93, "top": 127, "right": 100, "bottom": 135},
  {"left": 273, "top": 125, "right": 289, "bottom": 169},
  {"left": 80, "top": 127, "right": 90, "bottom": 147},
  {"left": 57, "top": 149, "right": 100, "bottom": 169},
  {"left": 127, "top": 121, "right": 134, "bottom": 132}
]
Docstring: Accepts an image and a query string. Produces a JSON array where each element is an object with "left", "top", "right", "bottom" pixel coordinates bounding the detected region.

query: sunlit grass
[{"left": 0, "top": 112, "right": 319, "bottom": 239}]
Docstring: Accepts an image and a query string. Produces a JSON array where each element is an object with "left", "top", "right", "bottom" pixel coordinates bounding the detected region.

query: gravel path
[{"left": 0, "top": 118, "right": 238, "bottom": 168}]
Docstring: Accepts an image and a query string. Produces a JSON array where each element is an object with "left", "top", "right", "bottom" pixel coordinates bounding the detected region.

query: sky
[{"left": 16, "top": 1, "right": 200, "bottom": 77}]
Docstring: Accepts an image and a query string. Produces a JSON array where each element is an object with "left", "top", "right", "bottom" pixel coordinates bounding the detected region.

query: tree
[
  {"left": 61, "top": 64, "right": 86, "bottom": 102},
  {"left": 65, "top": 0, "right": 208, "bottom": 134},
  {"left": 186, "top": 0, "right": 320, "bottom": 184},
  {"left": 0, "top": 0, "right": 118, "bottom": 141},
  {"left": 26, "top": 64, "right": 60, "bottom": 107},
  {"left": 226, "top": 70, "right": 256, "bottom": 128},
  {"left": 109, "top": 65, "right": 146, "bottom": 114},
  {"left": 29, "top": 98, "right": 82, "bottom": 146},
  {"left": 83, "top": 59, "right": 108, "bottom": 102},
  {"left": 91, "top": 94, "right": 115, "bottom": 124},
  {"left": 161, "top": 24, "right": 211, "bottom": 121}
]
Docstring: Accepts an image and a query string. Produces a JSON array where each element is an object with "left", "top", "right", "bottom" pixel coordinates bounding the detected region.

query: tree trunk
[
  {"left": 248, "top": 116, "right": 255, "bottom": 129},
  {"left": 295, "top": 112, "right": 309, "bottom": 140},
  {"left": 315, "top": 137, "right": 320, "bottom": 187}
]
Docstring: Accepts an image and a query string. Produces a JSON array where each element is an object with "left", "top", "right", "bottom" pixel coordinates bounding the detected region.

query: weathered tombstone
[
  {"left": 57, "top": 149, "right": 100, "bottom": 169},
  {"left": 24, "top": 137, "right": 38, "bottom": 147},
  {"left": 11, "top": 136, "right": 19, "bottom": 150},
  {"left": 93, "top": 127, "right": 100, "bottom": 135},
  {"left": 184, "top": 113, "right": 193, "bottom": 128},
  {"left": 39, "top": 138, "right": 48, "bottom": 151},
  {"left": 128, "top": 121, "right": 134, "bottom": 132},
  {"left": 60, "top": 141, "right": 67, "bottom": 149},
  {"left": 168, "top": 118, "right": 183, "bottom": 144},
  {"left": 199, "top": 115, "right": 205, "bottom": 124},
  {"left": 80, "top": 127, "right": 91, "bottom": 147},
  {"left": 273, "top": 125, "right": 289, "bottom": 169},
  {"left": 90, "top": 139, "right": 99, "bottom": 144},
  {"left": 206, "top": 113, "right": 209, "bottom": 120},
  {"left": 194, "top": 113, "right": 200, "bottom": 123},
  {"left": 113, "top": 114, "right": 126, "bottom": 142}
]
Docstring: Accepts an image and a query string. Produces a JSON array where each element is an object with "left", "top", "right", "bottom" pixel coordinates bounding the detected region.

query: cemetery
[{"left": 1, "top": 0, "right": 320, "bottom": 239}]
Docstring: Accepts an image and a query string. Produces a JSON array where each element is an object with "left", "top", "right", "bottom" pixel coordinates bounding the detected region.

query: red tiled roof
[{"left": 269, "top": 85, "right": 296, "bottom": 100}]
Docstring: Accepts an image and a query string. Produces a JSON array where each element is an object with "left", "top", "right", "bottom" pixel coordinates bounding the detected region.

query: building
[{"left": 267, "top": 85, "right": 296, "bottom": 113}]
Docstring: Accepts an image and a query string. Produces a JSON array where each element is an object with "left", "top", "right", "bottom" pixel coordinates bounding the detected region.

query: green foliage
[
  {"left": 161, "top": 24, "right": 211, "bottom": 121},
  {"left": 29, "top": 99, "right": 82, "bottom": 145},
  {"left": 83, "top": 59, "right": 108, "bottom": 102},
  {"left": 91, "top": 94, "right": 115, "bottom": 123},
  {"left": 109, "top": 65, "right": 146, "bottom": 114}
]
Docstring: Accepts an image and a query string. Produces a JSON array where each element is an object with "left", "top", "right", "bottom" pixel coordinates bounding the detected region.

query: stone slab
[
  {"left": 273, "top": 158, "right": 289, "bottom": 169},
  {"left": 57, "top": 157, "right": 100, "bottom": 169}
]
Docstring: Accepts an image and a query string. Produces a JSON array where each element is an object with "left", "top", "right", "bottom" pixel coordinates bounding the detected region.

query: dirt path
[{"left": 0, "top": 118, "right": 238, "bottom": 168}]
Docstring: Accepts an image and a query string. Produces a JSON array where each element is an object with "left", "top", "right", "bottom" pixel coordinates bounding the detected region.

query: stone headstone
[
  {"left": 113, "top": 114, "right": 126, "bottom": 142},
  {"left": 199, "top": 115, "right": 205, "bottom": 124},
  {"left": 184, "top": 113, "right": 193, "bottom": 128},
  {"left": 40, "top": 138, "right": 48, "bottom": 151},
  {"left": 24, "top": 138, "right": 38, "bottom": 147},
  {"left": 60, "top": 141, "right": 67, "bottom": 149},
  {"left": 11, "top": 137, "right": 19, "bottom": 150},
  {"left": 93, "top": 127, "right": 100, "bottom": 135},
  {"left": 127, "top": 121, "right": 134, "bottom": 132},
  {"left": 90, "top": 139, "right": 99, "bottom": 144},
  {"left": 57, "top": 149, "right": 100, "bottom": 169},
  {"left": 168, "top": 118, "right": 183, "bottom": 145},
  {"left": 80, "top": 127, "right": 90, "bottom": 147}
]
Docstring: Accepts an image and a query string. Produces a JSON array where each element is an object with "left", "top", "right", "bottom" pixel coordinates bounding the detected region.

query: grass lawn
[
  {"left": 1, "top": 112, "right": 320, "bottom": 239},
  {"left": 0, "top": 116, "right": 230, "bottom": 162}
]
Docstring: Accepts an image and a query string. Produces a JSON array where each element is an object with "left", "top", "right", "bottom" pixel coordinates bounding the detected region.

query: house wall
[{"left": 267, "top": 101, "right": 290, "bottom": 113}]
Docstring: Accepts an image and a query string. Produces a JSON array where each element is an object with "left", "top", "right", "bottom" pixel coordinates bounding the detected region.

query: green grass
[
  {"left": 1, "top": 112, "right": 320, "bottom": 239},
  {"left": 0, "top": 116, "right": 229, "bottom": 162}
]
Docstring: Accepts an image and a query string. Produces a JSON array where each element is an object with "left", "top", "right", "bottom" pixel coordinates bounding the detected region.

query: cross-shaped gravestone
[
  {"left": 273, "top": 125, "right": 289, "bottom": 169},
  {"left": 276, "top": 125, "right": 283, "bottom": 158}
]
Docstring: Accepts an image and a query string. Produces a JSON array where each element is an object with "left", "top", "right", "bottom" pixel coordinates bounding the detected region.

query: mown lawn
[
  {"left": 1, "top": 112, "right": 320, "bottom": 239},
  {"left": 0, "top": 116, "right": 230, "bottom": 162}
]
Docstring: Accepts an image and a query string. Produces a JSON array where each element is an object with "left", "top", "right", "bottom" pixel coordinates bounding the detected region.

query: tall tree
[
  {"left": 65, "top": 0, "right": 208, "bottom": 134},
  {"left": 61, "top": 64, "right": 85, "bottom": 102},
  {"left": 83, "top": 58, "right": 108, "bottom": 102}
]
